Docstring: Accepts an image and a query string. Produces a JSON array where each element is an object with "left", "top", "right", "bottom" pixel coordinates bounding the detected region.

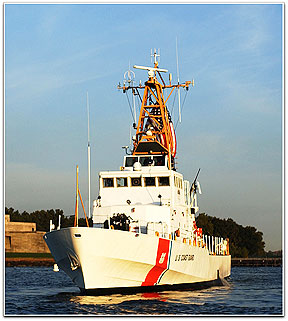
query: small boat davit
[{"left": 44, "top": 50, "right": 231, "bottom": 295}]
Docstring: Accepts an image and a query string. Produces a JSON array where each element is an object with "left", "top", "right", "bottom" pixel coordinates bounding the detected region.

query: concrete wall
[
  {"left": 5, "top": 231, "right": 50, "bottom": 253},
  {"left": 5, "top": 214, "right": 36, "bottom": 232},
  {"left": 5, "top": 221, "right": 37, "bottom": 233},
  {"left": 5, "top": 214, "right": 50, "bottom": 253}
]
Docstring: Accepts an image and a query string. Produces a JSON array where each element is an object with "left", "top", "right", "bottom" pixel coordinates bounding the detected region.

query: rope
[
  {"left": 170, "top": 88, "right": 177, "bottom": 117},
  {"left": 78, "top": 189, "right": 90, "bottom": 227},
  {"left": 136, "top": 94, "right": 141, "bottom": 113},
  {"left": 125, "top": 91, "right": 135, "bottom": 123}
]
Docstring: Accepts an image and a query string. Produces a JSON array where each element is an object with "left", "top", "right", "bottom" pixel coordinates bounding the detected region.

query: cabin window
[
  {"left": 158, "top": 177, "right": 170, "bottom": 186},
  {"left": 131, "top": 177, "right": 142, "bottom": 187},
  {"left": 144, "top": 177, "right": 156, "bottom": 186},
  {"left": 103, "top": 178, "right": 114, "bottom": 188},
  {"left": 125, "top": 157, "right": 138, "bottom": 167},
  {"left": 154, "top": 156, "right": 165, "bottom": 166},
  {"left": 116, "top": 177, "right": 128, "bottom": 187},
  {"left": 140, "top": 156, "right": 153, "bottom": 166}
]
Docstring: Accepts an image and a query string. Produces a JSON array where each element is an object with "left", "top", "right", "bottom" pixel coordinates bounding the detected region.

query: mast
[
  {"left": 76, "top": 165, "right": 79, "bottom": 227},
  {"left": 87, "top": 92, "right": 91, "bottom": 219},
  {"left": 118, "top": 49, "right": 192, "bottom": 169}
]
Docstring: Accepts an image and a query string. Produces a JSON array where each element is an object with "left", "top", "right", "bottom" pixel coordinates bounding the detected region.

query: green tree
[
  {"left": 5, "top": 207, "right": 92, "bottom": 231},
  {"left": 196, "top": 213, "right": 265, "bottom": 258}
]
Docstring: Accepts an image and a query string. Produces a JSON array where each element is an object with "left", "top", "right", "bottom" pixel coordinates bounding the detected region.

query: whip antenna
[
  {"left": 86, "top": 92, "right": 91, "bottom": 219},
  {"left": 176, "top": 37, "right": 181, "bottom": 124}
]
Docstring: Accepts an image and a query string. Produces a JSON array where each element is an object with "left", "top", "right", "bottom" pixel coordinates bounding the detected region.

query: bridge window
[
  {"left": 153, "top": 155, "right": 165, "bottom": 166},
  {"left": 116, "top": 177, "right": 128, "bottom": 187},
  {"left": 103, "top": 178, "right": 114, "bottom": 188},
  {"left": 158, "top": 177, "right": 170, "bottom": 186},
  {"left": 125, "top": 157, "right": 138, "bottom": 167},
  {"left": 140, "top": 156, "right": 153, "bottom": 166},
  {"left": 144, "top": 177, "right": 156, "bottom": 186},
  {"left": 131, "top": 177, "right": 142, "bottom": 187}
]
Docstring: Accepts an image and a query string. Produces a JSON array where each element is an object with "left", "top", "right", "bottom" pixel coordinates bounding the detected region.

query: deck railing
[
  {"left": 102, "top": 212, "right": 229, "bottom": 256},
  {"left": 107, "top": 216, "right": 230, "bottom": 256}
]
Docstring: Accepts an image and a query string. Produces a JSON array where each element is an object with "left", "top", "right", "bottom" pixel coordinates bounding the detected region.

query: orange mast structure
[{"left": 118, "top": 51, "right": 193, "bottom": 169}]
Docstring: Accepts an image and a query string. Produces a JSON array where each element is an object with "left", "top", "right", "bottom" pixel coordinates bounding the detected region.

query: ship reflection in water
[{"left": 68, "top": 283, "right": 233, "bottom": 314}]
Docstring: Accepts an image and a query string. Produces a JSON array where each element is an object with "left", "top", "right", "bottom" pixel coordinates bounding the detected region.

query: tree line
[
  {"left": 5, "top": 207, "right": 92, "bottom": 231},
  {"left": 196, "top": 213, "right": 265, "bottom": 258},
  {"left": 5, "top": 207, "right": 267, "bottom": 257}
]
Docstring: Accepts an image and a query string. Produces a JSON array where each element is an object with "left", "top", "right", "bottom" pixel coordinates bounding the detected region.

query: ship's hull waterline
[{"left": 44, "top": 227, "right": 231, "bottom": 294}]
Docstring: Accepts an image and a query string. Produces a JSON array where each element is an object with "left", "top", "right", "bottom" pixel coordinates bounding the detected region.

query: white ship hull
[{"left": 44, "top": 227, "right": 231, "bottom": 294}]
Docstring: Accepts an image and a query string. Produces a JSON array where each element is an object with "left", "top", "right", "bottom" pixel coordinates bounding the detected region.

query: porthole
[{"left": 131, "top": 177, "right": 142, "bottom": 187}]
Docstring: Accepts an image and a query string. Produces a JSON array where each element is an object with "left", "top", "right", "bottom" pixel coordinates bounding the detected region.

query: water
[{"left": 5, "top": 266, "right": 283, "bottom": 315}]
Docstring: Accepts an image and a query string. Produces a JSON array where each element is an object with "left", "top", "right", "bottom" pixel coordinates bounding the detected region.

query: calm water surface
[{"left": 5, "top": 266, "right": 282, "bottom": 315}]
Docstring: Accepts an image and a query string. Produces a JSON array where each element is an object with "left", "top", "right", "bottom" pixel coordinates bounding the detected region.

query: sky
[{"left": 4, "top": 3, "right": 282, "bottom": 251}]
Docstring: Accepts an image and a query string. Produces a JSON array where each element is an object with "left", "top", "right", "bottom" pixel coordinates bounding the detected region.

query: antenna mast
[
  {"left": 87, "top": 92, "right": 91, "bottom": 219},
  {"left": 176, "top": 37, "right": 181, "bottom": 124},
  {"left": 118, "top": 49, "right": 193, "bottom": 169}
]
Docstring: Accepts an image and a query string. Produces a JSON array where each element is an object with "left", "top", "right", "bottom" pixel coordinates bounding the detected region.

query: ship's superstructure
[{"left": 44, "top": 51, "right": 231, "bottom": 294}]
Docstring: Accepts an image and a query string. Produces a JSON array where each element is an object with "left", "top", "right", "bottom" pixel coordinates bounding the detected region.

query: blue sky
[{"left": 5, "top": 4, "right": 282, "bottom": 251}]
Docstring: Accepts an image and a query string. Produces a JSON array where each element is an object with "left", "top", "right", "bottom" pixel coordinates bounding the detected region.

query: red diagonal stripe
[{"left": 142, "top": 238, "right": 170, "bottom": 286}]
